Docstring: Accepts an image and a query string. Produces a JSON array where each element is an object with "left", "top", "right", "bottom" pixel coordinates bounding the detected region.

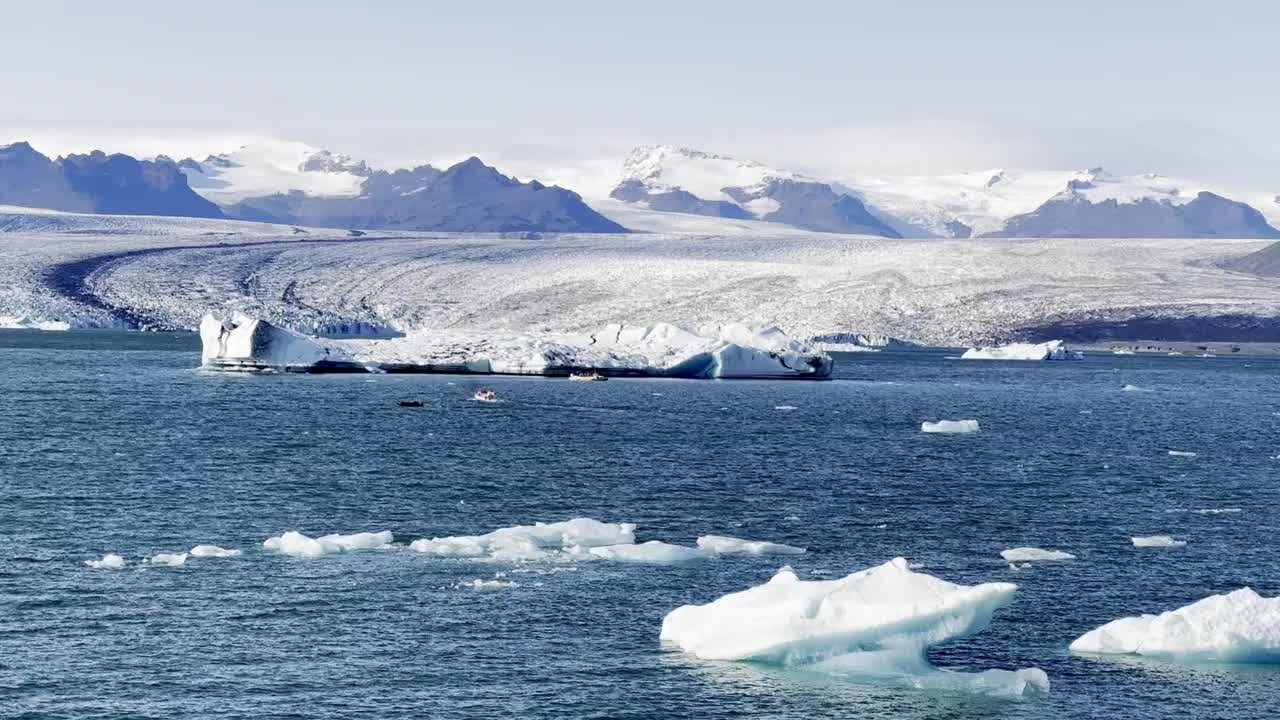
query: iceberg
[
  {"left": 921, "top": 419, "right": 980, "bottom": 434},
  {"left": 263, "top": 530, "right": 394, "bottom": 558},
  {"left": 1000, "top": 547, "right": 1075, "bottom": 562},
  {"left": 587, "top": 541, "right": 711, "bottom": 564},
  {"left": 1131, "top": 535, "right": 1186, "bottom": 548},
  {"left": 660, "top": 558, "right": 1048, "bottom": 697},
  {"left": 961, "top": 340, "right": 1082, "bottom": 361},
  {"left": 85, "top": 553, "right": 125, "bottom": 569},
  {"left": 0, "top": 315, "right": 71, "bottom": 331},
  {"left": 1070, "top": 588, "right": 1280, "bottom": 663},
  {"left": 409, "top": 518, "right": 637, "bottom": 562},
  {"left": 190, "top": 544, "right": 241, "bottom": 558},
  {"left": 457, "top": 578, "right": 520, "bottom": 591},
  {"left": 149, "top": 552, "right": 188, "bottom": 567},
  {"left": 200, "top": 312, "right": 349, "bottom": 372},
  {"left": 696, "top": 535, "right": 806, "bottom": 556},
  {"left": 198, "top": 313, "right": 833, "bottom": 379},
  {"left": 1167, "top": 450, "right": 1198, "bottom": 458}
]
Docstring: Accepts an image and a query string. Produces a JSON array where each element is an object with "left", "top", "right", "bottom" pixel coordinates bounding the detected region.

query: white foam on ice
[
  {"left": 961, "top": 340, "right": 1081, "bottom": 361},
  {"left": 1132, "top": 535, "right": 1186, "bottom": 548},
  {"left": 409, "top": 518, "right": 637, "bottom": 562},
  {"left": 190, "top": 544, "right": 242, "bottom": 558},
  {"left": 921, "top": 419, "right": 980, "bottom": 434},
  {"left": 1000, "top": 547, "right": 1075, "bottom": 562},
  {"left": 660, "top": 558, "right": 1047, "bottom": 697},
  {"left": 1070, "top": 588, "right": 1280, "bottom": 663},
  {"left": 85, "top": 553, "right": 125, "bottom": 569},
  {"left": 263, "top": 530, "right": 394, "bottom": 558},
  {"left": 149, "top": 552, "right": 188, "bottom": 567},
  {"left": 696, "top": 535, "right": 806, "bottom": 556}
]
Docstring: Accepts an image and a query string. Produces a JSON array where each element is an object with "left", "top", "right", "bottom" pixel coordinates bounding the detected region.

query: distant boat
[
  {"left": 568, "top": 372, "right": 607, "bottom": 382},
  {"left": 473, "top": 388, "right": 497, "bottom": 402},
  {"left": 398, "top": 400, "right": 425, "bottom": 408}
]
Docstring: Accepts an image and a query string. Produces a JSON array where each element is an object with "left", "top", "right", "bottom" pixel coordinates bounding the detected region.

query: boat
[
  {"left": 398, "top": 400, "right": 425, "bottom": 408},
  {"left": 473, "top": 388, "right": 497, "bottom": 402},
  {"left": 568, "top": 372, "right": 607, "bottom": 382}
]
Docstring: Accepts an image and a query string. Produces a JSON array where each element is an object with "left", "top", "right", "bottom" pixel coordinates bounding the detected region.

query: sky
[{"left": 3, "top": 0, "right": 1278, "bottom": 188}]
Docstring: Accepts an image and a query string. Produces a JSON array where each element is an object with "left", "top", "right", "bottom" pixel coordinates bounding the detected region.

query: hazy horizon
[{"left": 5, "top": 0, "right": 1278, "bottom": 189}]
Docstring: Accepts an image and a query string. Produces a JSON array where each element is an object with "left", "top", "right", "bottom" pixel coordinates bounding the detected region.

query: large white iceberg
[
  {"left": 961, "top": 340, "right": 1082, "bottom": 361},
  {"left": 199, "top": 313, "right": 833, "bottom": 379},
  {"left": 660, "top": 558, "right": 1048, "bottom": 697},
  {"left": 1070, "top": 588, "right": 1280, "bottom": 662}
]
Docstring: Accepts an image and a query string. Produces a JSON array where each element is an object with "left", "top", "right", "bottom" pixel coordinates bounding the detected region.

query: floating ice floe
[
  {"left": 1000, "top": 547, "right": 1075, "bottom": 562},
  {"left": 85, "top": 553, "right": 126, "bottom": 569},
  {"left": 1131, "top": 535, "right": 1186, "bottom": 548},
  {"left": 696, "top": 535, "right": 806, "bottom": 556},
  {"left": 1122, "top": 384, "right": 1151, "bottom": 393},
  {"left": 149, "top": 552, "right": 188, "bottom": 567},
  {"left": 264, "top": 530, "right": 395, "bottom": 558},
  {"left": 774, "top": 405, "right": 799, "bottom": 411},
  {"left": 588, "top": 541, "right": 711, "bottom": 564},
  {"left": 199, "top": 313, "right": 833, "bottom": 379},
  {"left": 457, "top": 578, "right": 521, "bottom": 591},
  {"left": 1070, "top": 588, "right": 1280, "bottom": 662},
  {"left": 660, "top": 559, "right": 1049, "bottom": 698},
  {"left": 921, "top": 419, "right": 980, "bottom": 434},
  {"left": 190, "top": 544, "right": 242, "bottom": 558},
  {"left": 409, "top": 518, "right": 637, "bottom": 562},
  {"left": 1167, "top": 450, "right": 1198, "bottom": 458},
  {"left": 961, "top": 340, "right": 1081, "bottom": 361}
]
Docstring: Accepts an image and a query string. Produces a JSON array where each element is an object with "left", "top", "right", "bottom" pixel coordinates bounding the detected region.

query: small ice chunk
[
  {"left": 696, "top": 535, "right": 806, "bottom": 556},
  {"left": 1000, "top": 547, "right": 1075, "bottom": 562},
  {"left": 264, "top": 530, "right": 394, "bottom": 558},
  {"left": 1122, "top": 384, "right": 1151, "bottom": 393},
  {"left": 961, "top": 340, "right": 1079, "bottom": 361},
  {"left": 190, "top": 544, "right": 242, "bottom": 558},
  {"left": 1167, "top": 450, "right": 1198, "bottom": 458},
  {"left": 457, "top": 578, "right": 520, "bottom": 591},
  {"left": 1132, "top": 535, "right": 1186, "bottom": 548},
  {"left": 921, "top": 419, "right": 980, "bottom": 434},
  {"left": 85, "top": 553, "right": 125, "bottom": 569},
  {"left": 588, "top": 541, "right": 711, "bottom": 564},
  {"left": 1070, "top": 588, "right": 1280, "bottom": 662},
  {"left": 774, "top": 405, "right": 799, "bottom": 411},
  {"left": 149, "top": 552, "right": 188, "bottom": 567},
  {"left": 409, "top": 518, "right": 637, "bottom": 561}
]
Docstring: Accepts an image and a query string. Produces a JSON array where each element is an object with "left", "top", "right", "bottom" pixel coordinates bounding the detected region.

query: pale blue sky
[{"left": 3, "top": 0, "right": 1277, "bottom": 186}]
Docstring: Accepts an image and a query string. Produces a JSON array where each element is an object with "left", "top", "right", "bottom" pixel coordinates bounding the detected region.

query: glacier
[
  {"left": 199, "top": 312, "right": 834, "bottom": 379},
  {"left": 1070, "top": 588, "right": 1280, "bottom": 663},
  {"left": 961, "top": 340, "right": 1083, "bottom": 361},
  {"left": 660, "top": 559, "right": 1048, "bottom": 697},
  {"left": 5, "top": 205, "right": 1280, "bottom": 348}
]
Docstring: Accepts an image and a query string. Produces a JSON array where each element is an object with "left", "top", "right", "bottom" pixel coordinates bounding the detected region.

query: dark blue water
[{"left": 3, "top": 331, "right": 1279, "bottom": 719}]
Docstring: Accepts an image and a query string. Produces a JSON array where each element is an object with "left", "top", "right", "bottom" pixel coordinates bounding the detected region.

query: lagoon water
[{"left": 3, "top": 331, "right": 1280, "bottom": 719}]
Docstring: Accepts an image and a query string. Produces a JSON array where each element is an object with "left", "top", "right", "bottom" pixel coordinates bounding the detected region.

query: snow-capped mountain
[
  {"left": 846, "top": 167, "right": 1280, "bottom": 239},
  {"left": 222, "top": 156, "right": 627, "bottom": 233},
  {"left": 609, "top": 146, "right": 901, "bottom": 237},
  {"left": 0, "top": 141, "right": 222, "bottom": 219},
  {"left": 178, "top": 139, "right": 371, "bottom": 203}
]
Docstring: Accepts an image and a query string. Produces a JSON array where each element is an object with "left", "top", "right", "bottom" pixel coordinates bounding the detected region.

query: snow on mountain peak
[
  {"left": 179, "top": 139, "right": 369, "bottom": 203},
  {"left": 618, "top": 144, "right": 802, "bottom": 200}
]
